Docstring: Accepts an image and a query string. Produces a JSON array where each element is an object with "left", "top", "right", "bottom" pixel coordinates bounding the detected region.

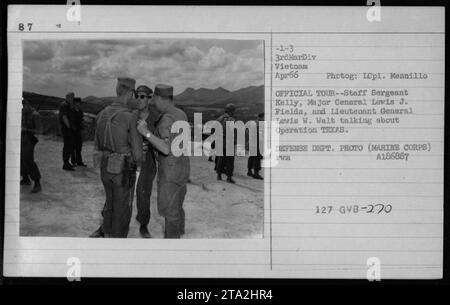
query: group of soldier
[
  {"left": 85, "top": 78, "right": 263, "bottom": 239},
  {"left": 89, "top": 78, "right": 190, "bottom": 239},
  {"left": 20, "top": 77, "right": 263, "bottom": 238},
  {"left": 212, "top": 105, "right": 264, "bottom": 183},
  {"left": 20, "top": 93, "right": 87, "bottom": 192}
]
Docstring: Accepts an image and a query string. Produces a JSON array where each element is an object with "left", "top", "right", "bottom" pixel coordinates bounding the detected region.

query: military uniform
[
  {"left": 21, "top": 105, "right": 42, "bottom": 187},
  {"left": 215, "top": 109, "right": 236, "bottom": 179},
  {"left": 94, "top": 78, "right": 142, "bottom": 238},
  {"left": 70, "top": 99, "right": 85, "bottom": 166},
  {"left": 59, "top": 94, "right": 75, "bottom": 168},
  {"left": 135, "top": 106, "right": 160, "bottom": 227},
  {"left": 247, "top": 113, "right": 264, "bottom": 179},
  {"left": 247, "top": 154, "right": 262, "bottom": 175},
  {"left": 154, "top": 85, "right": 190, "bottom": 238}
]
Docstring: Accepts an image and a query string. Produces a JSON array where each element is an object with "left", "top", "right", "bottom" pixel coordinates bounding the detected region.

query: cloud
[
  {"left": 199, "top": 46, "right": 231, "bottom": 70},
  {"left": 23, "top": 41, "right": 55, "bottom": 61},
  {"left": 23, "top": 39, "right": 264, "bottom": 97},
  {"left": 134, "top": 41, "right": 187, "bottom": 59}
]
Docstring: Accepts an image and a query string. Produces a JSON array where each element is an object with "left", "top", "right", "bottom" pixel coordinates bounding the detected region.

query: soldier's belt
[{"left": 102, "top": 151, "right": 131, "bottom": 157}]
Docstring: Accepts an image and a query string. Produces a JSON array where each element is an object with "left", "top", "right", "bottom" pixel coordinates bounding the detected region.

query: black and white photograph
[
  {"left": 2, "top": 4, "right": 446, "bottom": 283},
  {"left": 20, "top": 38, "right": 265, "bottom": 239}
]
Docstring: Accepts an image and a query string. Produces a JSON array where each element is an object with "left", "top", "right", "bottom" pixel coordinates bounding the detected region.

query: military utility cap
[
  {"left": 225, "top": 103, "right": 236, "bottom": 111},
  {"left": 117, "top": 77, "right": 136, "bottom": 91},
  {"left": 136, "top": 85, "right": 153, "bottom": 95},
  {"left": 154, "top": 84, "right": 173, "bottom": 98},
  {"left": 66, "top": 92, "right": 75, "bottom": 99}
]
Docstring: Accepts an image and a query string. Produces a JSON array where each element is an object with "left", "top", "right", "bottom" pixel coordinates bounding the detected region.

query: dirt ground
[{"left": 20, "top": 138, "right": 264, "bottom": 239}]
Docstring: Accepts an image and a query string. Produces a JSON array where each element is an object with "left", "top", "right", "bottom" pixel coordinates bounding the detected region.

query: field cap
[
  {"left": 117, "top": 77, "right": 136, "bottom": 91},
  {"left": 225, "top": 103, "right": 236, "bottom": 112},
  {"left": 136, "top": 85, "right": 153, "bottom": 95},
  {"left": 154, "top": 84, "right": 173, "bottom": 98}
]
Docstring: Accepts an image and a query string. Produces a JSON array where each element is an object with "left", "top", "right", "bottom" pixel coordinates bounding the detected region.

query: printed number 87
[{"left": 18, "top": 23, "right": 33, "bottom": 31}]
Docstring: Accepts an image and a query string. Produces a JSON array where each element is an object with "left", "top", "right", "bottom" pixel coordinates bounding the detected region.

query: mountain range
[
  {"left": 175, "top": 85, "right": 264, "bottom": 107},
  {"left": 23, "top": 85, "right": 264, "bottom": 121}
]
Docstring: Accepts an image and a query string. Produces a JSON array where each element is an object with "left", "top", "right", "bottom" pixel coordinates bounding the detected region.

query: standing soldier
[
  {"left": 247, "top": 112, "right": 264, "bottom": 180},
  {"left": 215, "top": 103, "right": 236, "bottom": 183},
  {"left": 93, "top": 77, "right": 143, "bottom": 238},
  {"left": 134, "top": 85, "right": 160, "bottom": 238},
  {"left": 70, "top": 97, "right": 87, "bottom": 167},
  {"left": 59, "top": 92, "right": 76, "bottom": 171},
  {"left": 136, "top": 84, "right": 189, "bottom": 238},
  {"left": 21, "top": 99, "right": 42, "bottom": 193}
]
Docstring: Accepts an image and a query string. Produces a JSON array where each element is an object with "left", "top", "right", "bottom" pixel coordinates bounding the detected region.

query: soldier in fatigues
[
  {"left": 247, "top": 112, "right": 264, "bottom": 180},
  {"left": 137, "top": 84, "right": 190, "bottom": 238},
  {"left": 59, "top": 92, "right": 76, "bottom": 171},
  {"left": 93, "top": 77, "right": 143, "bottom": 238},
  {"left": 21, "top": 99, "right": 42, "bottom": 193},
  {"left": 215, "top": 103, "right": 236, "bottom": 184},
  {"left": 134, "top": 85, "right": 160, "bottom": 238},
  {"left": 70, "top": 97, "right": 87, "bottom": 167}
]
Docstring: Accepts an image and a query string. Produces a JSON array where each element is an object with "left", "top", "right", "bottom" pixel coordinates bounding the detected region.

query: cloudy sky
[{"left": 23, "top": 39, "right": 264, "bottom": 98}]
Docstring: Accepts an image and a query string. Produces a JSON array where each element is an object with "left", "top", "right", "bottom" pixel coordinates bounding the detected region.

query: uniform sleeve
[
  {"left": 94, "top": 111, "right": 103, "bottom": 150},
  {"left": 78, "top": 110, "right": 84, "bottom": 129},
  {"left": 216, "top": 114, "right": 226, "bottom": 124},
  {"left": 59, "top": 103, "right": 68, "bottom": 116},
  {"left": 32, "top": 112, "right": 42, "bottom": 134},
  {"left": 157, "top": 114, "right": 175, "bottom": 143},
  {"left": 147, "top": 111, "right": 160, "bottom": 133},
  {"left": 128, "top": 113, "right": 143, "bottom": 164}
]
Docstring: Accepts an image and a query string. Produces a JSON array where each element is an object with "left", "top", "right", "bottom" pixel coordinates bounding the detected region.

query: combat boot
[
  {"left": 139, "top": 225, "right": 151, "bottom": 238},
  {"left": 226, "top": 176, "right": 236, "bottom": 184},
  {"left": 63, "top": 163, "right": 75, "bottom": 171},
  {"left": 253, "top": 172, "right": 263, "bottom": 180},
  {"left": 30, "top": 181, "right": 42, "bottom": 193},
  {"left": 20, "top": 178, "right": 31, "bottom": 185},
  {"left": 89, "top": 226, "right": 104, "bottom": 238}
]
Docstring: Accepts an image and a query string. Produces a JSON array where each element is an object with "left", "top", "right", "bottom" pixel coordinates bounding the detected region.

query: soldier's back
[{"left": 96, "top": 105, "right": 134, "bottom": 154}]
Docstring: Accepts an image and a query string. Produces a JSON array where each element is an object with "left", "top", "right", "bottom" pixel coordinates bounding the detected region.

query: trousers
[
  {"left": 21, "top": 137, "right": 41, "bottom": 182},
  {"left": 136, "top": 152, "right": 157, "bottom": 226},
  {"left": 62, "top": 130, "right": 75, "bottom": 165},
  {"left": 100, "top": 159, "right": 136, "bottom": 238}
]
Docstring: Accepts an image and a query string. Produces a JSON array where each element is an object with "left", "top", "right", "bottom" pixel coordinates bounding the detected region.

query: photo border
[{"left": 1, "top": 0, "right": 448, "bottom": 289}]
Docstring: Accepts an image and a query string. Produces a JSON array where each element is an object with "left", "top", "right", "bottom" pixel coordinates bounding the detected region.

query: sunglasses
[{"left": 136, "top": 94, "right": 153, "bottom": 99}]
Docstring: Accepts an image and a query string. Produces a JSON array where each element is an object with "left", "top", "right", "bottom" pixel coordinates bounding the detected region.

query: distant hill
[
  {"left": 22, "top": 85, "right": 265, "bottom": 141},
  {"left": 175, "top": 87, "right": 231, "bottom": 103},
  {"left": 174, "top": 85, "right": 264, "bottom": 122},
  {"left": 22, "top": 84, "right": 265, "bottom": 122},
  {"left": 81, "top": 96, "right": 117, "bottom": 114},
  {"left": 23, "top": 92, "right": 112, "bottom": 115},
  {"left": 22, "top": 92, "right": 65, "bottom": 111},
  {"left": 175, "top": 85, "right": 264, "bottom": 107},
  {"left": 83, "top": 96, "right": 117, "bottom": 103}
]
